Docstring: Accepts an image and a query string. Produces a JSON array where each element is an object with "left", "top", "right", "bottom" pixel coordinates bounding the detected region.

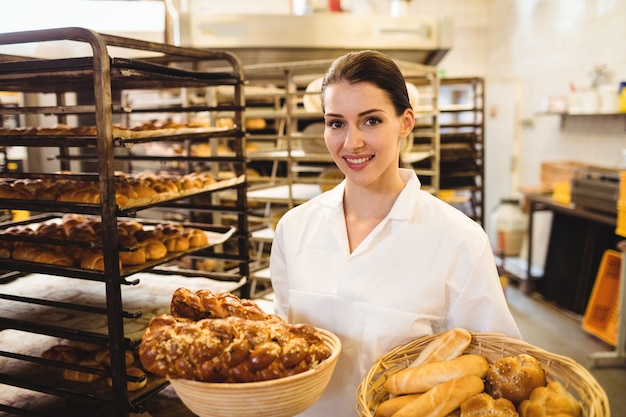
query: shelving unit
[
  {"left": 432, "top": 77, "right": 484, "bottom": 224},
  {"left": 0, "top": 27, "right": 248, "bottom": 417}
]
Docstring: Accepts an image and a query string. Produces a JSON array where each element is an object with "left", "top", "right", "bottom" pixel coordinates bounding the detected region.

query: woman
[{"left": 270, "top": 50, "right": 520, "bottom": 416}]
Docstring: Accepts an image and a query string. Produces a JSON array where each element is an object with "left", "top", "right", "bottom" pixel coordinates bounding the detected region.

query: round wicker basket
[
  {"left": 169, "top": 328, "right": 341, "bottom": 417},
  {"left": 355, "top": 332, "right": 610, "bottom": 417}
]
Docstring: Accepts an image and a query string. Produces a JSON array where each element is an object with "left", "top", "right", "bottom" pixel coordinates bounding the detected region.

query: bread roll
[
  {"left": 518, "top": 381, "right": 582, "bottom": 417},
  {"left": 107, "top": 366, "right": 147, "bottom": 392},
  {"left": 65, "top": 340, "right": 102, "bottom": 352},
  {"left": 0, "top": 241, "right": 11, "bottom": 258},
  {"left": 374, "top": 394, "right": 422, "bottom": 417},
  {"left": 162, "top": 235, "right": 189, "bottom": 252},
  {"left": 138, "top": 238, "right": 167, "bottom": 260},
  {"left": 41, "top": 345, "right": 79, "bottom": 364},
  {"left": 485, "top": 354, "right": 546, "bottom": 405},
  {"left": 80, "top": 250, "right": 106, "bottom": 270},
  {"left": 183, "top": 228, "right": 208, "bottom": 248},
  {"left": 384, "top": 354, "right": 489, "bottom": 395},
  {"left": 460, "top": 392, "right": 518, "bottom": 417},
  {"left": 409, "top": 328, "right": 472, "bottom": 368},
  {"left": 11, "top": 244, "right": 74, "bottom": 267},
  {"left": 95, "top": 348, "right": 135, "bottom": 367},
  {"left": 391, "top": 375, "right": 485, "bottom": 417},
  {"left": 62, "top": 359, "right": 104, "bottom": 383},
  {"left": 119, "top": 247, "right": 146, "bottom": 266}
]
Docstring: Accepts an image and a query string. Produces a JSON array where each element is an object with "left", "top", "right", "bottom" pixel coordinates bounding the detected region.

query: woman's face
[{"left": 323, "top": 81, "right": 414, "bottom": 189}]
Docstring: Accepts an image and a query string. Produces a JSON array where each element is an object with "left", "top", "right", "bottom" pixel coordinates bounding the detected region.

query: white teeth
[{"left": 345, "top": 156, "right": 372, "bottom": 164}]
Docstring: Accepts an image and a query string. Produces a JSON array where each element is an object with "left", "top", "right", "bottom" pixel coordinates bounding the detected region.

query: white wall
[{"left": 426, "top": 0, "right": 626, "bottom": 185}]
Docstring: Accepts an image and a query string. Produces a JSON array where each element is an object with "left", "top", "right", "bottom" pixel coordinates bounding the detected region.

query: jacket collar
[{"left": 318, "top": 168, "right": 422, "bottom": 221}]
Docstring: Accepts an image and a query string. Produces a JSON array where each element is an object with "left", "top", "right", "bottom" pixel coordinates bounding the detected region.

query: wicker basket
[
  {"left": 356, "top": 332, "right": 610, "bottom": 417},
  {"left": 169, "top": 328, "right": 341, "bottom": 417}
]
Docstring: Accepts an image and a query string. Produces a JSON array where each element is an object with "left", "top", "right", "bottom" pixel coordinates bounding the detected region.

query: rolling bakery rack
[{"left": 0, "top": 27, "right": 249, "bottom": 416}]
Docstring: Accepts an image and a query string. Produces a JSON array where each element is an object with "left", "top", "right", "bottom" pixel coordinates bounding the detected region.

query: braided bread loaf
[
  {"left": 170, "top": 287, "right": 274, "bottom": 322},
  {"left": 139, "top": 315, "right": 331, "bottom": 383},
  {"left": 139, "top": 289, "right": 332, "bottom": 383}
]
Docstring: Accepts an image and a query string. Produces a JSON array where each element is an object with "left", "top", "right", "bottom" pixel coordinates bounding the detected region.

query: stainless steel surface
[{"left": 180, "top": 14, "right": 452, "bottom": 66}]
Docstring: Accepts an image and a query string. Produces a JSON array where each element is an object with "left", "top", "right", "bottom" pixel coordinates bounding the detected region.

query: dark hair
[{"left": 320, "top": 50, "right": 411, "bottom": 115}]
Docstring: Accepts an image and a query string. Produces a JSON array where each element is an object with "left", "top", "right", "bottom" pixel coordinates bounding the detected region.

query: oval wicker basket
[
  {"left": 356, "top": 332, "right": 610, "bottom": 417},
  {"left": 169, "top": 328, "right": 341, "bottom": 417}
]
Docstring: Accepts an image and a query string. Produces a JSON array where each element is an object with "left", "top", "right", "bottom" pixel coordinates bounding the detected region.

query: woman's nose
[{"left": 343, "top": 126, "right": 364, "bottom": 150}]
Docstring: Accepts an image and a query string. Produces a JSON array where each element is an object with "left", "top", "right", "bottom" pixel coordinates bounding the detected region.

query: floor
[{"left": 0, "top": 281, "right": 624, "bottom": 417}]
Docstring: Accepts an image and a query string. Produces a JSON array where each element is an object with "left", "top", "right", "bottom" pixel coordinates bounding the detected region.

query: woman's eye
[
  {"left": 326, "top": 120, "right": 344, "bottom": 129},
  {"left": 364, "top": 117, "right": 382, "bottom": 126}
]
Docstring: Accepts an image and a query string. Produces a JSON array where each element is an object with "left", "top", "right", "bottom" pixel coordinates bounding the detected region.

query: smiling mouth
[{"left": 344, "top": 155, "right": 374, "bottom": 164}]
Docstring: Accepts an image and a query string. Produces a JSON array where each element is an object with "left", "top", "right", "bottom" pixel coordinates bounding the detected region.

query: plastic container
[
  {"left": 619, "top": 82, "right": 626, "bottom": 113},
  {"left": 582, "top": 249, "right": 621, "bottom": 346},
  {"left": 491, "top": 198, "right": 527, "bottom": 257}
]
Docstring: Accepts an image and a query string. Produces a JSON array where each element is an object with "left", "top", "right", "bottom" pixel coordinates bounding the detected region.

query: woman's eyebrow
[{"left": 324, "top": 109, "right": 383, "bottom": 118}]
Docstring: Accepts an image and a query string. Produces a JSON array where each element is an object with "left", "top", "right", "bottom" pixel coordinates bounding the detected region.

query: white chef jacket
[{"left": 270, "top": 168, "right": 521, "bottom": 417}]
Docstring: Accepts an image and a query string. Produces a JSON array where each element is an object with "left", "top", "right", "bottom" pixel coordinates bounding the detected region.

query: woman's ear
[{"left": 400, "top": 108, "right": 415, "bottom": 139}]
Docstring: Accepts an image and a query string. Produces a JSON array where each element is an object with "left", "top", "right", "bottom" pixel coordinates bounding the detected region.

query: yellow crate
[{"left": 582, "top": 249, "right": 621, "bottom": 346}]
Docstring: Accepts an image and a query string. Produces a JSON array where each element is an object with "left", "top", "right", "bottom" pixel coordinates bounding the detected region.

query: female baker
[{"left": 269, "top": 50, "right": 521, "bottom": 416}]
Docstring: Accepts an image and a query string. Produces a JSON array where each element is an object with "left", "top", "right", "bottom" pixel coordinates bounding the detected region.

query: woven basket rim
[
  {"left": 171, "top": 327, "right": 341, "bottom": 389},
  {"left": 355, "top": 331, "right": 610, "bottom": 417}
]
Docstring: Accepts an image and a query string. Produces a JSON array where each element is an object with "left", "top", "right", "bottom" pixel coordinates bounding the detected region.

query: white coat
[{"left": 270, "top": 169, "right": 521, "bottom": 416}]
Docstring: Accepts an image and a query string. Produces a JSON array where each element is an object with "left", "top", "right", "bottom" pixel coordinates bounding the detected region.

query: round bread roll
[
  {"left": 95, "top": 348, "right": 135, "bottom": 367},
  {"left": 41, "top": 345, "right": 79, "bottom": 364},
  {"left": 460, "top": 392, "right": 518, "bottom": 417},
  {"left": 137, "top": 238, "right": 168, "bottom": 260},
  {"left": 65, "top": 340, "right": 102, "bottom": 352},
  {"left": 245, "top": 117, "right": 267, "bottom": 130},
  {"left": 162, "top": 235, "right": 190, "bottom": 252},
  {"left": 184, "top": 228, "right": 209, "bottom": 248},
  {"left": 62, "top": 359, "right": 104, "bottom": 383},
  {"left": 518, "top": 380, "right": 582, "bottom": 417},
  {"left": 485, "top": 354, "right": 547, "bottom": 405},
  {"left": 119, "top": 247, "right": 147, "bottom": 266},
  {"left": 107, "top": 366, "right": 147, "bottom": 391}
]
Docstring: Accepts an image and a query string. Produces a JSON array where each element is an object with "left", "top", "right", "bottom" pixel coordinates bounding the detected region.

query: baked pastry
[
  {"left": 95, "top": 348, "right": 136, "bottom": 367},
  {"left": 170, "top": 288, "right": 274, "bottom": 322},
  {"left": 107, "top": 366, "right": 147, "bottom": 391},
  {"left": 183, "top": 228, "right": 209, "bottom": 248},
  {"left": 41, "top": 345, "right": 79, "bottom": 364},
  {"left": 390, "top": 375, "right": 484, "bottom": 417},
  {"left": 138, "top": 314, "right": 332, "bottom": 383},
  {"left": 374, "top": 394, "right": 422, "bottom": 417},
  {"left": 485, "top": 354, "right": 547, "bottom": 405},
  {"left": 384, "top": 354, "right": 489, "bottom": 395},
  {"left": 11, "top": 244, "right": 74, "bottom": 267},
  {"left": 162, "top": 234, "right": 190, "bottom": 252},
  {"left": 518, "top": 380, "right": 582, "bottom": 417},
  {"left": 65, "top": 340, "right": 102, "bottom": 352},
  {"left": 137, "top": 238, "right": 168, "bottom": 260},
  {"left": 460, "top": 392, "right": 518, "bottom": 417},
  {"left": 408, "top": 328, "right": 472, "bottom": 368},
  {"left": 62, "top": 359, "right": 104, "bottom": 383}
]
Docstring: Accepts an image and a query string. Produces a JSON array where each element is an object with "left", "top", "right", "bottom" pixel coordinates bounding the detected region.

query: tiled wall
[{"left": 425, "top": 0, "right": 626, "bottom": 188}]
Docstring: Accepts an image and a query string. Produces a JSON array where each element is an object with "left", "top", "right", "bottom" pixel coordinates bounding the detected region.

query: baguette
[
  {"left": 391, "top": 375, "right": 484, "bottom": 417},
  {"left": 384, "top": 354, "right": 489, "bottom": 395},
  {"left": 374, "top": 394, "right": 422, "bottom": 417},
  {"left": 409, "top": 328, "right": 472, "bottom": 368}
]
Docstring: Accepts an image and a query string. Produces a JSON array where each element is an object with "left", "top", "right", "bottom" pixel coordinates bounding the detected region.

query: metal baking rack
[{"left": 0, "top": 27, "right": 249, "bottom": 417}]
